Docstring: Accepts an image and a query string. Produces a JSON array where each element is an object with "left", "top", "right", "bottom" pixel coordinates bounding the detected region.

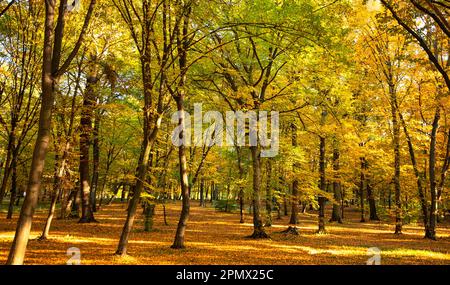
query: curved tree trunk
[{"left": 171, "top": 99, "right": 190, "bottom": 249}]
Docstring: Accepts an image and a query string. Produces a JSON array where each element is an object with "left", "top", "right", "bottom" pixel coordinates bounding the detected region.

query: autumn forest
[{"left": 1, "top": 0, "right": 450, "bottom": 266}]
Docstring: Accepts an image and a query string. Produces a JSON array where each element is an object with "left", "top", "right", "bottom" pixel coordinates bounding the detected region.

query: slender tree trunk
[
  {"left": 171, "top": 98, "right": 190, "bottom": 249},
  {"left": 396, "top": 104, "right": 430, "bottom": 235},
  {"left": 0, "top": 132, "right": 14, "bottom": 205},
  {"left": 436, "top": 129, "right": 450, "bottom": 223},
  {"left": 428, "top": 106, "right": 440, "bottom": 240},
  {"left": 6, "top": 153, "right": 17, "bottom": 219},
  {"left": 40, "top": 144, "right": 68, "bottom": 239},
  {"left": 318, "top": 136, "right": 326, "bottom": 234},
  {"left": 199, "top": 178, "right": 205, "bottom": 207},
  {"left": 91, "top": 109, "right": 100, "bottom": 212},
  {"left": 390, "top": 83, "right": 402, "bottom": 234},
  {"left": 265, "top": 159, "right": 272, "bottom": 227},
  {"left": 284, "top": 124, "right": 299, "bottom": 234},
  {"left": 330, "top": 141, "right": 342, "bottom": 223},
  {"left": 239, "top": 189, "right": 245, "bottom": 223},
  {"left": 236, "top": 146, "right": 245, "bottom": 223},
  {"left": 359, "top": 156, "right": 366, "bottom": 222},
  {"left": 115, "top": 16, "right": 161, "bottom": 252},
  {"left": 289, "top": 123, "right": 299, "bottom": 226},
  {"left": 284, "top": 194, "right": 288, "bottom": 216},
  {"left": 115, "top": 134, "right": 153, "bottom": 255}
]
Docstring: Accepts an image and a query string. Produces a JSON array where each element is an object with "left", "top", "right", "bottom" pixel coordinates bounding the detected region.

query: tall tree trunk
[
  {"left": 0, "top": 131, "right": 14, "bottom": 205},
  {"left": 6, "top": 152, "right": 17, "bottom": 219},
  {"left": 91, "top": 109, "right": 100, "bottom": 212},
  {"left": 427, "top": 106, "right": 440, "bottom": 240},
  {"left": 115, "top": 127, "right": 155, "bottom": 255},
  {"left": 359, "top": 156, "right": 366, "bottom": 223},
  {"left": 171, "top": 4, "right": 192, "bottom": 248},
  {"left": 318, "top": 136, "right": 326, "bottom": 234},
  {"left": 171, "top": 98, "right": 190, "bottom": 249},
  {"left": 397, "top": 101, "right": 429, "bottom": 235},
  {"left": 199, "top": 178, "right": 205, "bottom": 207},
  {"left": 389, "top": 83, "right": 402, "bottom": 234},
  {"left": 249, "top": 145, "right": 269, "bottom": 238},
  {"left": 330, "top": 141, "right": 342, "bottom": 223},
  {"left": 284, "top": 123, "right": 299, "bottom": 234},
  {"left": 265, "top": 159, "right": 272, "bottom": 227},
  {"left": 367, "top": 181, "right": 379, "bottom": 221},
  {"left": 236, "top": 146, "right": 245, "bottom": 223},
  {"left": 6, "top": 0, "right": 59, "bottom": 264},
  {"left": 78, "top": 60, "right": 98, "bottom": 223}
]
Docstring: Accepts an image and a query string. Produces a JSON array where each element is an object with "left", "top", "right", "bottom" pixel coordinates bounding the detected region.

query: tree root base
[
  {"left": 424, "top": 230, "right": 436, "bottom": 240},
  {"left": 281, "top": 226, "right": 299, "bottom": 235},
  {"left": 36, "top": 235, "right": 48, "bottom": 241},
  {"left": 316, "top": 229, "right": 327, "bottom": 235},
  {"left": 247, "top": 230, "right": 270, "bottom": 239},
  {"left": 78, "top": 217, "right": 98, "bottom": 223}
]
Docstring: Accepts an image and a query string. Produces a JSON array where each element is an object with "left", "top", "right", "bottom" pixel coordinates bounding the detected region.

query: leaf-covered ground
[{"left": 1, "top": 202, "right": 449, "bottom": 265}]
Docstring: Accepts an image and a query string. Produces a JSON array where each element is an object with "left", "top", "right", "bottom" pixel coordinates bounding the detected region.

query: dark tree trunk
[
  {"left": 239, "top": 189, "right": 245, "bottom": 223},
  {"left": 318, "top": 136, "right": 326, "bottom": 234},
  {"left": 397, "top": 101, "right": 429, "bottom": 236},
  {"left": 283, "top": 194, "right": 288, "bottom": 216},
  {"left": 236, "top": 146, "right": 245, "bottom": 223},
  {"left": 0, "top": 131, "right": 14, "bottom": 205},
  {"left": 205, "top": 182, "right": 209, "bottom": 204},
  {"left": 6, "top": 153, "right": 17, "bottom": 219},
  {"left": 329, "top": 141, "right": 342, "bottom": 223},
  {"left": 199, "top": 179, "right": 205, "bottom": 207},
  {"left": 78, "top": 60, "right": 98, "bottom": 223},
  {"left": 91, "top": 109, "right": 100, "bottom": 212},
  {"left": 289, "top": 123, "right": 299, "bottom": 226},
  {"left": 427, "top": 106, "right": 440, "bottom": 240},
  {"left": 121, "top": 184, "right": 126, "bottom": 202},
  {"left": 359, "top": 156, "right": 366, "bottom": 223},
  {"left": 390, "top": 83, "right": 402, "bottom": 234},
  {"left": 367, "top": 181, "right": 380, "bottom": 221},
  {"left": 265, "top": 159, "right": 272, "bottom": 227}
]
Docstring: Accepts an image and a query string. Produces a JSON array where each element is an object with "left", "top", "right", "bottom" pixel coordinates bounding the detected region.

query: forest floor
[{"left": 1, "top": 201, "right": 450, "bottom": 265}]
